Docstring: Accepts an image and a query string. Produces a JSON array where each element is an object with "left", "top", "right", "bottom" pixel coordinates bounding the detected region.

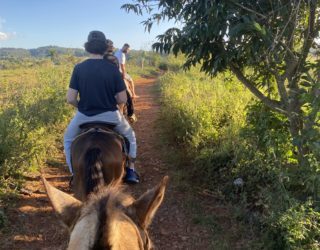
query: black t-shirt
[{"left": 69, "top": 59, "right": 126, "bottom": 116}]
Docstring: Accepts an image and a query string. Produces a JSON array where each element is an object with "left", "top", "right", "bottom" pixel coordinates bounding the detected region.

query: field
[
  {"left": 0, "top": 58, "right": 75, "bottom": 194},
  {"left": 0, "top": 52, "right": 319, "bottom": 249}
]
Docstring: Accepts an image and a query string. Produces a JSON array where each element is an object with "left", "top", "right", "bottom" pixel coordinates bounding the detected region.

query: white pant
[{"left": 63, "top": 110, "right": 136, "bottom": 173}]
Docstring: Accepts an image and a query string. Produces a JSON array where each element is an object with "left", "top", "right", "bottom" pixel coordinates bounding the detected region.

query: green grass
[
  {"left": 158, "top": 55, "right": 320, "bottom": 249},
  {"left": 159, "top": 65, "right": 252, "bottom": 192},
  {"left": 156, "top": 61, "right": 261, "bottom": 248},
  {"left": 0, "top": 61, "right": 75, "bottom": 195}
]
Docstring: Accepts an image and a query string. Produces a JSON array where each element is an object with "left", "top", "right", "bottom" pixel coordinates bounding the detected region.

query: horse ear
[
  {"left": 42, "top": 176, "right": 82, "bottom": 229},
  {"left": 129, "top": 176, "right": 168, "bottom": 229}
]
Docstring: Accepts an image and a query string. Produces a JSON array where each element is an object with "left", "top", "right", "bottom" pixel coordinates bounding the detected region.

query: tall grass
[
  {"left": 160, "top": 64, "right": 251, "bottom": 188},
  {"left": 159, "top": 55, "right": 320, "bottom": 249},
  {"left": 0, "top": 60, "right": 75, "bottom": 192}
]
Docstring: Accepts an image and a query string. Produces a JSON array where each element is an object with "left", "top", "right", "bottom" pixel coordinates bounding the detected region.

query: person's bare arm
[
  {"left": 118, "top": 103, "right": 125, "bottom": 114},
  {"left": 123, "top": 79, "right": 132, "bottom": 96},
  {"left": 120, "top": 63, "right": 126, "bottom": 79},
  {"left": 66, "top": 88, "right": 78, "bottom": 108},
  {"left": 127, "top": 79, "right": 137, "bottom": 97}
]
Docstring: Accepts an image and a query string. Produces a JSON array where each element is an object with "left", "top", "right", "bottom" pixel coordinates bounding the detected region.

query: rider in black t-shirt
[{"left": 64, "top": 31, "right": 140, "bottom": 184}]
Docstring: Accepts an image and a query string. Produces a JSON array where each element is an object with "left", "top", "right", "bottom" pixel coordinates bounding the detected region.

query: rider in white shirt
[{"left": 114, "top": 44, "right": 138, "bottom": 123}]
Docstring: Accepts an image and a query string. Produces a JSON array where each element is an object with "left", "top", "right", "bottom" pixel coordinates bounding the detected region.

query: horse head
[{"left": 42, "top": 176, "right": 168, "bottom": 250}]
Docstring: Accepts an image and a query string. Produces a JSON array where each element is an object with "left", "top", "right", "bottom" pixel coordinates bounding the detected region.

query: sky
[{"left": 0, "top": 0, "right": 175, "bottom": 50}]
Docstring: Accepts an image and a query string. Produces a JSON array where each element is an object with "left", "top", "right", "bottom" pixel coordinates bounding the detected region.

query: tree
[
  {"left": 48, "top": 48, "right": 57, "bottom": 62},
  {"left": 122, "top": 0, "right": 320, "bottom": 168}
]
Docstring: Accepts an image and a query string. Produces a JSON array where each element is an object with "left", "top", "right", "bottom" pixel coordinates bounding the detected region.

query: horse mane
[
  {"left": 86, "top": 185, "right": 133, "bottom": 213},
  {"left": 83, "top": 185, "right": 135, "bottom": 249}
]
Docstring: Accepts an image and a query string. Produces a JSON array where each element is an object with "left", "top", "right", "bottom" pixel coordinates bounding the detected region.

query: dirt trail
[{"left": 0, "top": 76, "right": 217, "bottom": 250}]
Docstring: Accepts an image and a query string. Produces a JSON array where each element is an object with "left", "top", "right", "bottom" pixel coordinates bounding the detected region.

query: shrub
[
  {"left": 0, "top": 62, "right": 74, "bottom": 191},
  {"left": 267, "top": 201, "right": 320, "bottom": 250},
  {"left": 158, "top": 62, "right": 168, "bottom": 71},
  {"left": 231, "top": 101, "right": 320, "bottom": 249}
]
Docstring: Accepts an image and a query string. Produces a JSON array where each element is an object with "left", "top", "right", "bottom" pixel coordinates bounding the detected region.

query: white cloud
[
  {"left": 0, "top": 17, "right": 10, "bottom": 40},
  {"left": 0, "top": 32, "right": 8, "bottom": 41}
]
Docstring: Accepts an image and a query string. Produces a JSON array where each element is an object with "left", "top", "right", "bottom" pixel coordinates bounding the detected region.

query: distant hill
[
  {"left": 0, "top": 48, "right": 31, "bottom": 58},
  {"left": 0, "top": 46, "right": 87, "bottom": 58}
]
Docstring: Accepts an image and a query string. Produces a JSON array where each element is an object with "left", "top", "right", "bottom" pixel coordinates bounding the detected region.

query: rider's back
[{"left": 70, "top": 59, "right": 126, "bottom": 116}]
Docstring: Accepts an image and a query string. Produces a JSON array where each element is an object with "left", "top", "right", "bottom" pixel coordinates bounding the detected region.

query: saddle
[
  {"left": 79, "top": 121, "right": 116, "bottom": 131},
  {"left": 78, "top": 121, "right": 130, "bottom": 155}
]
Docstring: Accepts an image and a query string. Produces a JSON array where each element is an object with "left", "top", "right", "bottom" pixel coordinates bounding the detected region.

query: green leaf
[{"left": 300, "top": 81, "right": 312, "bottom": 88}]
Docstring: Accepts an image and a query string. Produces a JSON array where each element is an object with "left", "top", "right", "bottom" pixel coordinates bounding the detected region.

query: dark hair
[
  {"left": 106, "top": 39, "right": 114, "bottom": 53},
  {"left": 103, "top": 54, "right": 119, "bottom": 67},
  {"left": 123, "top": 43, "right": 130, "bottom": 48},
  {"left": 84, "top": 40, "right": 107, "bottom": 55}
]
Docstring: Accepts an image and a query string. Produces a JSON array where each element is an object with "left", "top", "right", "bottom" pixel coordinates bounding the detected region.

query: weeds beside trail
[
  {"left": 0, "top": 61, "right": 75, "bottom": 196},
  {"left": 159, "top": 56, "right": 320, "bottom": 249}
]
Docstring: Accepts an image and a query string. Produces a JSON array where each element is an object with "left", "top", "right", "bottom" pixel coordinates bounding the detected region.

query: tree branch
[
  {"left": 280, "top": 2, "right": 300, "bottom": 85},
  {"left": 230, "top": 64, "right": 287, "bottom": 115},
  {"left": 274, "top": 73, "right": 289, "bottom": 106},
  {"left": 295, "top": 0, "right": 317, "bottom": 79},
  {"left": 229, "top": 1, "right": 267, "bottom": 19}
]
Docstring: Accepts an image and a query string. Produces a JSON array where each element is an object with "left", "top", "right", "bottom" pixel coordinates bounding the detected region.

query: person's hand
[{"left": 132, "top": 94, "right": 139, "bottom": 100}]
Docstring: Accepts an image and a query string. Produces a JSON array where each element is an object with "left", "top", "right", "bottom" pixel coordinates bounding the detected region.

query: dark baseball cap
[{"left": 87, "top": 31, "right": 107, "bottom": 42}]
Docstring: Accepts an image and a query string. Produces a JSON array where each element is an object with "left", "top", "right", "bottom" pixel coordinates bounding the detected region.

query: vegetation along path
[{"left": 0, "top": 76, "right": 247, "bottom": 249}]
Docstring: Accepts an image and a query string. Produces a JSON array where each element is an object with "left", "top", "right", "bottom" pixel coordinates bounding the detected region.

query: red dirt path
[{"left": 0, "top": 76, "right": 233, "bottom": 250}]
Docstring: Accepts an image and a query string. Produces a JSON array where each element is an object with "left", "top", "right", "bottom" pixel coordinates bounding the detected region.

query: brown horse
[
  {"left": 71, "top": 122, "right": 126, "bottom": 201},
  {"left": 42, "top": 176, "right": 168, "bottom": 250}
]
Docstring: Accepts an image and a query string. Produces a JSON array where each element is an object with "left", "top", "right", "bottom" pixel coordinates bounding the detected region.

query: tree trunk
[{"left": 287, "top": 87, "right": 310, "bottom": 168}]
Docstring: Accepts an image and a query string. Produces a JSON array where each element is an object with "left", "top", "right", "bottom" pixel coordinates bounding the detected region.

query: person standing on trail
[
  {"left": 63, "top": 31, "right": 140, "bottom": 184},
  {"left": 114, "top": 43, "right": 138, "bottom": 123}
]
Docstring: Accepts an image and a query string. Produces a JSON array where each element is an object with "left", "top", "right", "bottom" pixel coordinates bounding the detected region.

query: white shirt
[{"left": 114, "top": 49, "right": 126, "bottom": 72}]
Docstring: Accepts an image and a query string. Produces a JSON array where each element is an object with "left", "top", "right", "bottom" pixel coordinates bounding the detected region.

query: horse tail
[{"left": 84, "top": 148, "right": 105, "bottom": 195}]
